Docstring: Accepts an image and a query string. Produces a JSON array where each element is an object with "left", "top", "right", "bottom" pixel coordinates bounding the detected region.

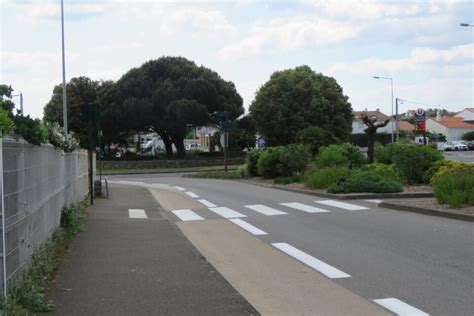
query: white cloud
[{"left": 218, "top": 16, "right": 361, "bottom": 60}]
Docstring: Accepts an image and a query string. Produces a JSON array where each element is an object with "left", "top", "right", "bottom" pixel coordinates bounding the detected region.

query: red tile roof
[
  {"left": 353, "top": 111, "right": 391, "bottom": 121},
  {"left": 398, "top": 121, "right": 414, "bottom": 131},
  {"left": 429, "top": 116, "right": 474, "bottom": 128}
]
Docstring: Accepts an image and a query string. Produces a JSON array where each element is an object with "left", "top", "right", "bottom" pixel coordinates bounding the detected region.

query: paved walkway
[{"left": 46, "top": 184, "right": 257, "bottom": 315}]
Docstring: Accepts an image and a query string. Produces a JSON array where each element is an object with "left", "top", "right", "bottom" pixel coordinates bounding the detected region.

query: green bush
[
  {"left": 13, "top": 116, "right": 49, "bottom": 146},
  {"left": 274, "top": 174, "right": 302, "bottom": 185},
  {"left": 297, "top": 127, "right": 340, "bottom": 156},
  {"left": 327, "top": 170, "right": 403, "bottom": 194},
  {"left": 462, "top": 131, "right": 474, "bottom": 141},
  {"left": 361, "top": 163, "right": 404, "bottom": 183},
  {"left": 278, "top": 144, "right": 311, "bottom": 176},
  {"left": 315, "top": 145, "right": 349, "bottom": 168},
  {"left": 0, "top": 108, "right": 14, "bottom": 133},
  {"left": 304, "top": 166, "right": 350, "bottom": 189},
  {"left": 247, "top": 149, "right": 263, "bottom": 176},
  {"left": 257, "top": 146, "right": 284, "bottom": 178},
  {"left": 338, "top": 143, "right": 366, "bottom": 168},
  {"left": 391, "top": 143, "right": 443, "bottom": 184},
  {"left": 431, "top": 164, "right": 474, "bottom": 207}
]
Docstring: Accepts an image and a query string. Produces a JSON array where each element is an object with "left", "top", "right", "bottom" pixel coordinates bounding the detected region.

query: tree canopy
[
  {"left": 249, "top": 65, "right": 353, "bottom": 146},
  {"left": 109, "top": 56, "right": 244, "bottom": 156}
]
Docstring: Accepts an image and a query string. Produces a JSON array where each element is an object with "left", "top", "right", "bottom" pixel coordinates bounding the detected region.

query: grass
[
  {"left": 184, "top": 170, "right": 243, "bottom": 179},
  {"left": 101, "top": 164, "right": 242, "bottom": 175},
  {"left": 432, "top": 174, "right": 474, "bottom": 208},
  {"left": 0, "top": 201, "right": 87, "bottom": 315}
]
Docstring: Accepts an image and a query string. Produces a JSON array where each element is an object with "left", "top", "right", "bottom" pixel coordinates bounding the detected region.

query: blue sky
[{"left": 1, "top": 0, "right": 473, "bottom": 119}]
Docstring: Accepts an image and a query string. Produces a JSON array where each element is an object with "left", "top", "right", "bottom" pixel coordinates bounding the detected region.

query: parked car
[
  {"left": 444, "top": 141, "right": 468, "bottom": 151},
  {"left": 460, "top": 141, "right": 474, "bottom": 150}
]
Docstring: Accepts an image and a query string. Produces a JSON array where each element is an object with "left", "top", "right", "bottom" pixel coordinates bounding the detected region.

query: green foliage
[
  {"left": 297, "top": 127, "right": 340, "bottom": 155},
  {"left": 374, "top": 142, "right": 397, "bottom": 164},
  {"left": 338, "top": 143, "right": 366, "bottom": 168},
  {"left": 186, "top": 170, "right": 243, "bottom": 179},
  {"left": 315, "top": 145, "right": 349, "bottom": 168},
  {"left": 0, "top": 203, "right": 86, "bottom": 315},
  {"left": 0, "top": 108, "right": 14, "bottom": 133},
  {"left": 246, "top": 149, "right": 263, "bottom": 176},
  {"left": 391, "top": 143, "right": 443, "bottom": 184},
  {"left": 12, "top": 116, "right": 49, "bottom": 146},
  {"left": 327, "top": 170, "right": 403, "bottom": 194},
  {"left": 462, "top": 131, "right": 474, "bottom": 141},
  {"left": 304, "top": 166, "right": 350, "bottom": 189},
  {"left": 249, "top": 65, "right": 353, "bottom": 146},
  {"left": 274, "top": 174, "right": 302, "bottom": 185},
  {"left": 47, "top": 122, "right": 79, "bottom": 152},
  {"left": 0, "top": 84, "right": 15, "bottom": 112},
  {"left": 278, "top": 144, "right": 311, "bottom": 176},
  {"left": 351, "top": 133, "right": 392, "bottom": 148},
  {"left": 432, "top": 172, "right": 474, "bottom": 208},
  {"left": 257, "top": 146, "right": 284, "bottom": 178},
  {"left": 361, "top": 163, "right": 404, "bottom": 183}
]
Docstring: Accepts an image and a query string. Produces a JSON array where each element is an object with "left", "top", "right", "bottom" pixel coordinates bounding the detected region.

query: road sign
[{"left": 414, "top": 108, "right": 426, "bottom": 133}]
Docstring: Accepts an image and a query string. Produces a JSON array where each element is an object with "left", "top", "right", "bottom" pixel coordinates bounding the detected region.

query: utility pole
[
  {"left": 395, "top": 98, "right": 399, "bottom": 141},
  {"left": 61, "top": 0, "right": 68, "bottom": 132}
]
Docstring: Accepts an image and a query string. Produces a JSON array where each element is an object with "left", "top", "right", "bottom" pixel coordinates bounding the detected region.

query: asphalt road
[
  {"left": 108, "top": 173, "right": 474, "bottom": 315},
  {"left": 443, "top": 150, "right": 474, "bottom": 163}
]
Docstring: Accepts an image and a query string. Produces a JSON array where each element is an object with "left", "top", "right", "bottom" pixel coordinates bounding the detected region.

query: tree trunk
[
  {"left": 160, "top": 133, "right": 173, "bottom": 157},
  {"left": 367, "top": 132, "right": 375, "bottom": 163},
  {"left": 173, "top": 137, "right": 186, "bottom": 158}
]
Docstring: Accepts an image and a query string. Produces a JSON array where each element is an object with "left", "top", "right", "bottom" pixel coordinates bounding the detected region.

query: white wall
[{"left": 455, "top": 109, "right": 474, "bottom": 122}]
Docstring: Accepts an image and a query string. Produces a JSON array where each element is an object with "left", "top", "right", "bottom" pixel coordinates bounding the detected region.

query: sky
[{"left": 1, "top": 0, "right": 473, "bottom": 119}]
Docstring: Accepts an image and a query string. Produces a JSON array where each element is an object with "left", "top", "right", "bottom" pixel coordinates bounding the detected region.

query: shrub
[
  {"left": 304, "top": 166, "right": 350, "bottom": 189},
  {"left": 327, "top": 170, "right": 403, "bottom": 194},
  {"left": 257, "top": 146, "right": 284, "bottom": 178},
  {"left": 431, "top": 164, "right": 474, "bottom": 208},
  {"left": 12, "top": 115, "right": 49, "bottom": 146},
  {"left": 0, "top": 108, "right": 14, "bottom": 133},
  {"left": 47, "top": 122, "right": 79, "bottom": 152},
  {"left": 247, "top": 149, "right": 263, "bottom": 176},
  {"left": 462, "top": 131, "right": 474, "bottom": 141},
  {"left": 375, "top": 142, "right": 397, "bottom": 164},
  {"left": 297, "top": 127, "right": 340, "bottom": 156},
  {"left": 315, "top": 145, "right": 348, "bottom": 168},
  {"left": 338, "top": 143, "right": 366, "bottom": 168},
  {"left": 390, "top": 143, "right": 443, "bottom": 184},
  {"left": 274, "top": 174, "right": 302, "bottom": 185},
  {"left": 361, "top": 163, "right": 404, "bottom": 183},
  {"left": 278, "top": 144, "right": 311, "bottom": 176}
]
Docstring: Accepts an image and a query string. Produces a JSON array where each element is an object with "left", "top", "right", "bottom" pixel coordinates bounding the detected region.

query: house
[
  {"left": 196, "top": 125, "right": 220, "bottom": 151},
  {"left": 426, "top": 116, "right": 474, "bottom": 141},
  {"left": 454, "top": 108, "right": 474, "bottom": 124},
  {"left": 398, "top": 121, "right": 414, "bottom": 132},
  {"left": 352, "top": 109, "right": 395, "bottom": 134}
]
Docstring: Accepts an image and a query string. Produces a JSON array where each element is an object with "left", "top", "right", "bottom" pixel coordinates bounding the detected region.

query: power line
[{"left": 398, "top": 99, "right": 466, "bottom": 110}]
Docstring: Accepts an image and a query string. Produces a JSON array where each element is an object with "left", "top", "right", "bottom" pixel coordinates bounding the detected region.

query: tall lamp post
[
  {"left": 61, "top": 0, "right": 68, "bottom": 132},
  {"left": 373, "top": 76, "right": 394, "bottom": 142},
  {"left": 11, "top": 92, "right": 23, "bottom": 115}
]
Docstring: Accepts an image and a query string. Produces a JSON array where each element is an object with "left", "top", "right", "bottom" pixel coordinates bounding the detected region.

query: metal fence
[{"left": 0, "top": 136, "right": 90, "bottom": 295}]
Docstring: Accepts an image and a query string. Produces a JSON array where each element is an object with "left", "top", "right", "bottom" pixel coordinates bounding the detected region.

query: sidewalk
[{"left": 46, "top": 184, "right": 257, "bottom": 315}]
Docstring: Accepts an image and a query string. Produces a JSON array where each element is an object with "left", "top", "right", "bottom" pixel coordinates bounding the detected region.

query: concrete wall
[{"left": 0, "top": 136, "right": 90, "bottom": 294}]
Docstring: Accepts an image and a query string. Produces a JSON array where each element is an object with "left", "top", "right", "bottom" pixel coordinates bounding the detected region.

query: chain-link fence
[{"left": 0, "top": 136, "right": 90, "bottom": 295}]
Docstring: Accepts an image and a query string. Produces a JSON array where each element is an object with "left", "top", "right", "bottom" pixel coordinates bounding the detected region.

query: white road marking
[
  {"left": 198, "top": 199, "right": 216, "bottom": 208},
  {"left": 128, "top": 209, "right": 147, "bottom": 219},
  {"left": 280, "top": 202, "right": 329, "bottom": 213},
  {"left": 119, "top": 181, "right": 145, "bottom": 186},
  {"left": 373, "top": 298, "right": 429, "bottom": 316},
  {"left": 209, "top": 207, "right": 247, "bottom": 219},
  {"left": 315, "top": 200, "right": 369, "bottom": 211},
  {"left": 172, "top": 209, "right": 204, "bottom": 221},
  {"left": 229, "top": 219, "right": 267, "bottom": 235},
  {"left": 245, "top": 204, "right": 287, "bottom": 216},
  {"left": 365, "top": 199, "right": 383, "bottom": 204},
  {"left": 174, "top": 186, "right": 186, "bottom": 191},
  {"left": 185, "top": 191, "right": 199, "bottom": 198},
  {"left": 272, "top": 243, "right": 350, "bottom": 279}
]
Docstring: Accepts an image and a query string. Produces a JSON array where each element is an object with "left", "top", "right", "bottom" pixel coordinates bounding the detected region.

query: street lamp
[
  {"left": 460, "top": 23, "right": 474, "bottom": 27},
  {"left": 61, "top": 0, "right": 68, "bottom": 132},
  {"left": 373, "top": 76, "right": 394, "bottom": 142}
]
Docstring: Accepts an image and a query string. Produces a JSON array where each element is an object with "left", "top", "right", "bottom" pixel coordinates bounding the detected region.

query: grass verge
[
  {"left": 184, "top": 170, "right": 243, "bottom": 179},
  {"left": 101, "top": 164, "right": 241, "bottom": 175},
  {"left": 0, "top": 201, "right": 88, "bottom": 315}
]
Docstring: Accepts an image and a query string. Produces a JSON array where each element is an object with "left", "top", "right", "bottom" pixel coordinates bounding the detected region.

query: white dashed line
[
  {"left": 229, "top": 219, "right": 267, "bottom": 235},
  {"left": 174, "top": 186, "right": 186, "bottom": 191},
  {"left": 198, "top": 199, "right": 216, "bottom": 208},
  {"left": 373, "top": 298, "right": 429, "bottom": 316},
  {"left": 209, "top": 207, "right": 247, "bottom": 219},
  {"left": 171, "top": 209, "right": 204, "bottom": 221},
  {"left": 315, "top": 200, "right": 369, "bottom": 211},
  {"left": 280, "top": 202, "right": 329, "bottom": 213},
  {"left": 365, "top": 199, "right": 383, "bottom": 204},
  {"left": 185, "top": 191, "right": 199, "bottom": 198},
  {"left": 272, "top": 243, "right": 350, "bottom": 279},
  {"left": 245, "top": 204, "right": 287, "bottom": 216},
  {"left": 128, "top": 209, "right": 147, "bottom": 219}
]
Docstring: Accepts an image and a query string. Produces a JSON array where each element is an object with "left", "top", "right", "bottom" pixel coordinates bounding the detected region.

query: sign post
[{"left": 414, "top": 108, "right": 426, "bottom": 145}]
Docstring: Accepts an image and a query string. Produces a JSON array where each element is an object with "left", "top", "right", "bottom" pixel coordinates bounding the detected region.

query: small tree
[
  {"left": 361, "top": 113, "right": 390, "bottom": 163},
  {"left": 462, "top": 131, "right": 474, "bottom": 141}
]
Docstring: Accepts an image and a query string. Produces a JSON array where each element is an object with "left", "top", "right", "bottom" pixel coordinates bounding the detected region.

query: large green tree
[
  {"left": 249, "top": 66, "right": 353, "bottom": 146},
  {"left": 112, "top": 57, "right": 244, "bottom": 157}
]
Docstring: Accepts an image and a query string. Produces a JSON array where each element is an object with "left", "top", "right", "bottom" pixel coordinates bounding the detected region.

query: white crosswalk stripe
[
  {"left": 229, "top": 219, "right": 267, "bottom": 235},
  {"left": 365, "top": 199, "right": 383, "bottom": 204},
  {"left": 245, "top": 204, "right": 287, "bottom": 216},
  {"left": 280, "top": 202, "right": 329, "bottom": 213},
  {"left": 198, "top": 199, "right": 216, "bottom": 208},
  {"left": 174, "top": 186, "right": 186, "bottom": 191},
  {"left": 128, "top": 209, "right": 147, "bottom": 219},
  {"left": 185, "top": 191, "right": 199, "bottom": 198},
  {"left": 172, "top": 209, "right": 204, "bottom": 221},
  {"left": 272, "top": 243, "right": 351, "bottom": 279},
  {"left": 373, "top": 298, "right": 429, "bottom": 316},
  {"left": 315, "top": 200, "right": 369, "bottom": 211},
  {"left": 209, "top": 207, "right": 247, "bottom": 219}
]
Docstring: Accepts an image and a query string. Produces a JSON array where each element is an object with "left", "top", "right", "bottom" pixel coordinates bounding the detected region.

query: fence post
[{"left": 0, "top": 131, "right": 6, "bottom": 297}]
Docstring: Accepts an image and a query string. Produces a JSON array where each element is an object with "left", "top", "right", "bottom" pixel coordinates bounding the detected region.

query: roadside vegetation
[{"left": 0, "top": 203, "right": 87, "bottom": 315}]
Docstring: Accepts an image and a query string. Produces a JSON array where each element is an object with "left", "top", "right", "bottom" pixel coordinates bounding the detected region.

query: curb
[
  {"left": 102, "top": 167, "right": 239, "bottom": 176},
  {"left": 379, "top": 202, "right": 474, "bottom": 222},
  {"left": 239, "top": 179, "right": 433, "bottom": 200}
]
